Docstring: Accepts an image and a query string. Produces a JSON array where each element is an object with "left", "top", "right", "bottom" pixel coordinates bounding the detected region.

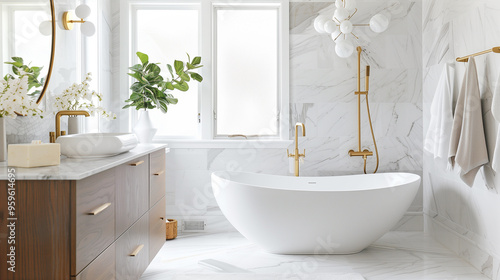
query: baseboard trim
[
  {"left": 391, "top": 211, "right": 424, "bottom": 231},
  {"left": 425, "top": 213, "right": 500, "bottom": 280}
]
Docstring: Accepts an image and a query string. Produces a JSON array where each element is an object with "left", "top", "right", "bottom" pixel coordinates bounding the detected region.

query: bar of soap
[{"left": 8, "top": 141, "right": 60, "bottom": 168}]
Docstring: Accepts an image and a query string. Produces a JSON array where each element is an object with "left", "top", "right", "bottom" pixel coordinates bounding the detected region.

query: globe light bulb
[
  {"left": 335, "top": 40, "right": 354, "bottom": 58},
  {"left": 323, "top": 20, "right": 337, "bottom": 34},
  {"left": 340, "top": 20, "right": 353, "bottom": 34},
  {"left": 344, "top": 0, "right": 357, "bottom": 12},
  {"left": 333, "top": 7, "right": 349, "bottom": 22},
  {"left": 313, "top": 15, "right": 330, "bottom": 33},
  {"left": 81, "top": 21, "right": 95, "bottom": 36},
  {"left": 369, "top": 13, "right": 390, "bottom": 33},
  {"left": 39, "top": 21, "right": 52, "bottom": 36},
  {"left": 75, "top": 4, "right": 91, "bottom": 19},
  {"left": 330, "top": 29, "right": 342, "bottom": 42}
]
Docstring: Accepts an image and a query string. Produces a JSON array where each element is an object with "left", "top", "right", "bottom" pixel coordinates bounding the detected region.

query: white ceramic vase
[
  {"left": 68, "top": 116, "right": 81, "bottom": 134},
  {"left": 0, "top": 118, "right": 6, "bottom": 162},
  {"left": 133, "top": 110, "right": 157, "bottom": 143}
]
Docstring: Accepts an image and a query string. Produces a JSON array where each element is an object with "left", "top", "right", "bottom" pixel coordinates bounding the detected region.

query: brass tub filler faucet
[
  {"left": 49, "top": 110, "right": 90, "bottom": 143},
  {"left": 287, "top": 122, "right": 306, "bottom": 177},
  {"left": 348, "top": 46, "right": 379, "bottom": 174}
]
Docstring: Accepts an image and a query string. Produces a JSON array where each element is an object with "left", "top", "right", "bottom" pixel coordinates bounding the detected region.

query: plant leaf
[
  {"left": 137, "top": 52, "right": 149, "bottom": 65},
  {"left": 166, "top": 97, "right": 178, "bottom": 104},
  {"left": 190, "top": 73, "right": 203, "bottom": 82},
  {"left": 192, "top": 56, "right": 201, "bottom": 65},
  {"left": 179, "top": 72, "right": 190, "bottom": 81},
  {"left": 158, "top": 101, "right": 168, "bottom": 113},
  {"left": 165, "top": 82, "right": 174, "bottom": 90},
  {"left": 167, "top": 64, "right": 175, "bottom": 79},
  {"left": 145, "top": 63, "right": 161, "bottom": 76},
  {"left": 129, "top": 64, "right": 143, "bottom": 72},
  {"left": 174, "top": 60, "right": 184, "bottom": 74},
  {"left": 173, "top": 81, "right": 189, "bottom": 91}
]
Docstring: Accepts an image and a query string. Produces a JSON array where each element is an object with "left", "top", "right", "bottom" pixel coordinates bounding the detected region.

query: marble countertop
[{"left": 0, "top": 144, "right": 169, "bottom": 180}]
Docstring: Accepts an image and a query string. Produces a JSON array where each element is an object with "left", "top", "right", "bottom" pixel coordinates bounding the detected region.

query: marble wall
[
  {"left": 422, "top": 0, "right": 500, "bottom": 279},
  {"left": 166, "top": 0, "right": 423, "bottom": 234}
]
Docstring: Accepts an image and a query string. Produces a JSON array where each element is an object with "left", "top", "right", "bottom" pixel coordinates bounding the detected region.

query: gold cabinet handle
[
  {"left": 129, "top": 160, "right": 144, "bottom": 167},
  {"left": 88, "top": 203, "right": 111, "bottom": 215},
  {"left": 129, "top": 244, "right": 144, "bottom": 257},
  {"left": 153, "top": 170, "right": 165, "bottom": 176}
]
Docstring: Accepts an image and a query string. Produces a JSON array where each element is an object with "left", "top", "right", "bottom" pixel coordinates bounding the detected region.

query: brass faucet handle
[
  {"left": 61, "top": 131, "right": 67, "bottom": 136},
  {"left": 286, "top": 149, "right": 295, "bottom": 157},
  {"left": 299, "top": 149, "right": 306, "bottom": 157},
  {"left": 49, "top": 132, "right": 56, "bottom": 143}
]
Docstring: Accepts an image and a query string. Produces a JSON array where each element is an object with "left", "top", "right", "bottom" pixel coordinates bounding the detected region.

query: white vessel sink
[{"left": 56, "top": 133, "right": 138, "bottom": 158}]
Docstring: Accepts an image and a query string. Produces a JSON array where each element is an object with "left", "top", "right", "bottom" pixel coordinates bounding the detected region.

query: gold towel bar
[{"left": 456, "top": 46, "right": 500, "bottom": 62}]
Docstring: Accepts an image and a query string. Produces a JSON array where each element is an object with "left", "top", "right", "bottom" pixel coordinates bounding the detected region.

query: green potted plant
[{"left": 123, "top": 52, "right": 203, "bottom": 142}]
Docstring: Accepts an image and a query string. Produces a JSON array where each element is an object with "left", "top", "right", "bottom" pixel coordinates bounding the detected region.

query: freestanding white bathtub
[{"left": 211, "top": 171, "right": 420, "bottom": 254}]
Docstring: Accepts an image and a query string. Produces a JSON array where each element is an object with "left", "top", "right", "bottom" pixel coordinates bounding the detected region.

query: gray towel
[{"left": 448, "top": 57, "right": 489, "bottom": 186}]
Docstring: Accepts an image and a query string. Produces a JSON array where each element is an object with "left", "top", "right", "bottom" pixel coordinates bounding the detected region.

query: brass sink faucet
[
  {"left": 287, "top": 122, "right": 306, "bottom": 177},
  {"left": 50, "top": 110, "right": 90, "bottom": 143}
]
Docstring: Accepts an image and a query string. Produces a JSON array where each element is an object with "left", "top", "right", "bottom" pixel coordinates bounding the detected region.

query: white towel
[
  {"left": 424, "top": 63, "right": 455, "bottom": 160},
  {"left": 491, "top": 73, "right": 500, "bottom": 122},
  {"left": 491, "top": 74, "right": 500, "bottom": 172},
  {"left": 448, "top": 57, "right": 489, "bottom": 186}
]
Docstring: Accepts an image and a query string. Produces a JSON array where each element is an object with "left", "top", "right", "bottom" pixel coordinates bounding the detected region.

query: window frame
[
  {"left": 122, "top": 0, "right": 289, "bottom": 146},
  {"left": 212, "top": 3, "right": 285, "bottom": 139}
]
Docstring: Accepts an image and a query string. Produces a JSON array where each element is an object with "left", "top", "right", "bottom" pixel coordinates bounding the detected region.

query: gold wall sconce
[{"left": 62, "top": 4, "right": 95, "bottom": 36}]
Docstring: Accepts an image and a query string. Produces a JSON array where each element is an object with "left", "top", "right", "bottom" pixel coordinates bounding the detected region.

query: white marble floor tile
[{"left": 141, "top": 232, "right": 489, "bottom": 280}]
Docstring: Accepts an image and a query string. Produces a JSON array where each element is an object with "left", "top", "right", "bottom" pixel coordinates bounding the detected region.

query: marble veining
[
  {"left": 0, "top": 144, "right": 168, "bottom": 180},
  {"left": 140, "top": 231, "right": 489, "bottom": 280}
]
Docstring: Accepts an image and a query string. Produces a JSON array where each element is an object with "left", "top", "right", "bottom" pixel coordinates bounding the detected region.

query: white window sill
[{"left": 152, "top": 139, "right": 293, "bottom": 149}]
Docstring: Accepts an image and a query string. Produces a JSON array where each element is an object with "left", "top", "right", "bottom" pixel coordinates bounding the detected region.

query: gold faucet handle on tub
[{"left": 287, "top": 149, "right": 305, "bottom": 158}]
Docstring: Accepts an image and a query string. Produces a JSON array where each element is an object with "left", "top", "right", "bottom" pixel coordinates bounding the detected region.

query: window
[
  {"left": 132, "top": 5, "right": 200, "bottom": 138},
  {"left": 126, "top": 0, "right": 289, "bottom": 142},
  {"left": 214, "top": 6, "right": 280, "bottom": 138}
]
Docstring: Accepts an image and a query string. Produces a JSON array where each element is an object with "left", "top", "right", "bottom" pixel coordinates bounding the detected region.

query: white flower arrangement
[
  {"left": 53, "top": 73, "right": 116, "bottom": 119},
  {"left": 0, "top": 75, "right": 43, "bottom": 118}
]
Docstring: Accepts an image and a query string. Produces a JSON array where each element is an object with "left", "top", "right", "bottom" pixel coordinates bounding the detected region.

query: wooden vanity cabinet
[
  {"left": 0, "top": 148, "right": 167, "bottom": 280},
  {"left": 115, "top": 155, "right": 149, "bottom": 238}
]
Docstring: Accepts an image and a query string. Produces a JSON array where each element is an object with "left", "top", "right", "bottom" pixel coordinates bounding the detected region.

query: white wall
[
  {"left": 166, "top": 0, "right": 423, "bottom": 234},
  {"left": 422, "top": 1, "right": 500, "bottom": 279}
]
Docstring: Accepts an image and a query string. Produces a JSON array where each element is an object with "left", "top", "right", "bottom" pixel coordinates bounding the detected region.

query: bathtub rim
[{"left": 211, "top": 171, "right": 421, "bottom": 193}]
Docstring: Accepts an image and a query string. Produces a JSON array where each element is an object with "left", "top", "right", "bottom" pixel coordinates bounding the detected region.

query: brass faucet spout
[
  {"left": 52, "top": 110, "right": 90, "bottom": 142},
  {"left": 294, "top": 122, "right": 305, "bottom": 150}
]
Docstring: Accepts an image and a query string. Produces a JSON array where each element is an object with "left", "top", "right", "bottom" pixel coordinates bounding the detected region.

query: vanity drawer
[
  {"left": 73, "top": 243, "right": 116, "bottom": 280},
  {"left": 149, "top": 196, "right": 166, "bottom": 262},
  {"left": 116, "top": 214, "right": 149, "bottom": 280},
  {"left": 115, "top": 155, "right": 149, "bottom": 238},
  {"left": 73, "top": 168, "right": 115, "bottom": 275},
  {"left": 150, "top": 149, "right": 166, "bottom": 207}
]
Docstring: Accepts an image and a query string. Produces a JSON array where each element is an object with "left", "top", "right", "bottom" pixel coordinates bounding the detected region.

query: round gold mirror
[{"left": 0, "top": 0, "right": 56, "bottom": 105}]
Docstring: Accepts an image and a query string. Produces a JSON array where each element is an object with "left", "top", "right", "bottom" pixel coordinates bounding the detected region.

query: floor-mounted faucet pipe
[
  {"left": 287, "top": 123, "right": 306, "bottom": 176},
  {"left": 349, "top": 46, "right": 379, "bottom": 174}
]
